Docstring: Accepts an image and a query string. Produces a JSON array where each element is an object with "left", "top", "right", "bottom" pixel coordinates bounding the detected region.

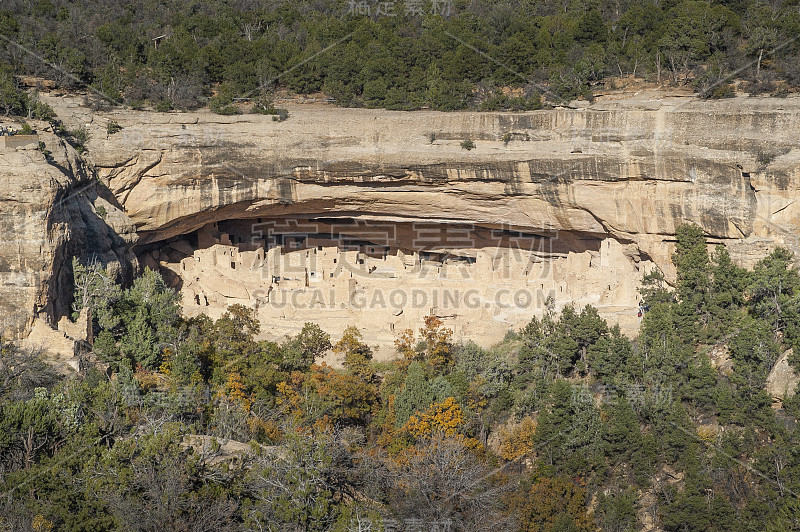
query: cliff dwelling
[{"left": 138, "top": 216, "right": 654, "bottom": 353}]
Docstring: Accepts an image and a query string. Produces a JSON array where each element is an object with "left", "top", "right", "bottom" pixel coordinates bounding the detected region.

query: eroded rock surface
[
  {"left": 6, "top": 93, "right": 800, "bottom": 348},
  {"left": 0, "top": 125, "right": 137, "bottom": 338},
  {"left": 766, "top": 349, "right": 800, "bottom": 404},
  {"left": 53, "top": 94, "right": 797, "bottom": 275}
]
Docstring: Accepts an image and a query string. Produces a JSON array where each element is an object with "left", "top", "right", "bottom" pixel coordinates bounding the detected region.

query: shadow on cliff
[{"left": 45, "top": 177, "right": 138, "bottom": 328}]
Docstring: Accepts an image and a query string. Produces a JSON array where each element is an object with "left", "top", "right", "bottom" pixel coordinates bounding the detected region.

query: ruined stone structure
[
  {"left": 144, "top": 217, "right": 653, "bottom": 350},
  {"left": 3, "top": 92, "right": 800, "bottom": 357},
  {"left": 0, "top": 134, "right": 38, "bottom": 150}
]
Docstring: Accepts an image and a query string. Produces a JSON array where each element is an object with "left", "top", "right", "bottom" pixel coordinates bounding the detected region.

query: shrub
[
  {"left": 705, "top": 83, "right": 735, "bottom": 99},
  {"left": 37, "top": 140, "right": 51, "bottom": 159},
  {"left": 154, "top": 100, "right": 173, "bottom": 112},
  {"left": 460, "top": 139, "right": 475, "bottom": 150},
  {"left": 106, "top": 121, "right": 122, "bottom": 134},
  {"left": 28, "top": 97, "right": 55, "bottom": 120},
  {"left": 250, "top": 94, "right": 276, "bottom": 115},
  {"left": 756, "top": 150, "right": 775, "bottom": 169},
  {"left": 0, "top": 65, "right": 28, "bottom": 116},
  {"left": 272, "top": 108, "right": 289, "bottom": 121},
  {"left": 772, "top": 84, "right": 790, "bottom": 98},
  {"left": 498, "top": 417, "right": 537, "bottom": 460},
  {"left": 19, "top": 122, "right": 34, "bottom": 135},
  {"left": 209, "top": 84, "right": 241, "bottom": 115},
  {"left": 480, "top": 94, "right": 509, "bottom": 111},
  {"left": 210, "top": 100, "right": 240, "bottom": 115},
  {"left": 745, "top": 78, "right": 775, "bottom": 96},
  {"left": 68, "top": 127, "right": 89, "bottom": 152}
]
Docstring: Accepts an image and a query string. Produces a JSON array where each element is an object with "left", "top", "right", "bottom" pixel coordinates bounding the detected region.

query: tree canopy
[{"left": 1, "top": 0, "right": 798, "bottom": 115}]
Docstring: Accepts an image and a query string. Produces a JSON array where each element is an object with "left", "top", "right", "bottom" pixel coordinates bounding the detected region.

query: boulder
[{"left": 766, "top": 349, "right": 799, "bottom": 403}]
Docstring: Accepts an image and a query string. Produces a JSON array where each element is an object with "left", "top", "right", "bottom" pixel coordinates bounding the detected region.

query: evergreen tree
[
  {"left": 334, "top": 325, "right": 375, "bottom": 381},
  {"left": 595, "top": 487, "right": 638, "bottom": 532},
  {"left": 394, "top": 362, "right": 434, "bottom": 427},
  {"left": 535, "top": 380, "right": 604, "bottom": 475},
  {"left": 587, "top": 325, "right": 633, "bottom": 384},
  {"left": 602, "top": 396, "right": 642, "bottom": 464},
  {"left": 672, "top": 223, "right": 712, "bottom": 339},
  {"left": 94, "top": 268, "right": 181, "bottom": 370},
  {"left": 747, "top": 247, "right": 800, "bottom": 343},
  {"left": 710, "top": 244, "right": 749, "bottom": 315},
  {"left": 281, "top": 323, "right": 332, "bottom": 372}
]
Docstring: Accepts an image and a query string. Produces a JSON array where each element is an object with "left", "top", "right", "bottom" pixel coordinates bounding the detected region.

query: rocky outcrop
[
  {"left": 0, "top": 125, "right": 137, "bottom": 338},
  {"left": 4, "top": 93, "right": 800, "bottom": 347},
  {"left": 20, "top": 308, "right": 93, "bottom": 373},
  {"left": 766, "top": 349, "right": 799, "bottom": 404},
  {"left": 47, "top": 93, "right": 798, "bottom": 280}
]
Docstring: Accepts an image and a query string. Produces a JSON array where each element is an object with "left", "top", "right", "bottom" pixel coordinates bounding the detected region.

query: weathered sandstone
[
  {"left": 766, "top": 349, "right": 800, "bottom": 404},
  {"left": 2, "top": 92, "right": 798, "bottom": 349},
  {"left": 0, "top": 123, "right": 136, "bottom": 339},
  {"left": 58, "top": 93, "right": 798, "bottom": 279}
]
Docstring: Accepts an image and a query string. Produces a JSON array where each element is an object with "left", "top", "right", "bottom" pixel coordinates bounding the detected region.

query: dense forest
[
  {"left": 1, "top": 0, "right": 800, "bottom": 115},
  {"left": 2, "top": 224, "right": 800, "bottom": 530}
]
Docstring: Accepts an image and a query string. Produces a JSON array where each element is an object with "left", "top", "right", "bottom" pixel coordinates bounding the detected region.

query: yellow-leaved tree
[
  {"left": 499, "top": 417, "right": 537, "bottom": 461},
  {"left": 404, "top": 397, "right": 463, "bottom": 439}
]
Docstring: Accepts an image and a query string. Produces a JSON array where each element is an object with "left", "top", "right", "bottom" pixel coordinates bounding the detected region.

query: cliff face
[
  {"left": 0, "top": 128, "right": 136, "bottom": 337},
  {"left": 4, "top": 93, "right": 800, "bottom": 344},
  {"left": 69, "top": 94, "right": 800, "bottom": 278}
]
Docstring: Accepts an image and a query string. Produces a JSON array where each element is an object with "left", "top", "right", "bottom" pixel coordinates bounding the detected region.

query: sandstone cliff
[
  {"left": 0, "top": 124, "right": 136, "bottom": 338},
  {"left": 4, "top": 93, "right": 800, "bottom": 346},
  {"left": 50, "top": 93, "right": 799, "bottom": 279}
]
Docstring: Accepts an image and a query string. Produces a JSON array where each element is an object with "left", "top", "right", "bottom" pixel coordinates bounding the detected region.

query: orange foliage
[
  {"left": 376, "top": 395, "right": 399, "bottom": 449},
  {"left": 511, "top": 476, "right": 593, "bottom": 532},
  {"left": 313, "top": 415, "right": 335, "bottom": 433},
  {"left": 218, "top": 371, "right": 252, "bottom": 412},
  {"left": 134, "top": 364, "right": 162, "bottom": 391},
  {"left": 277, "top": 364, "right": 378, "bottom": 425},
  {"left": 498, "top": 417, "right": 537, "bottom": 461},
  {"left": 333, "top": 325, "right": 374, "bottom": 380},
  {"left": 247, "top": 416, "right": 283, "bottom": 443},
  {"left": 394, "top": 316, "right": 455, "bottom": 370},
  {"left": 309, "top": 363, "right": 377, "bottom": 423},
  {"left": 276, "top": 379, "right": 304, "bottom": 421},
  {"left": 395, "top": 328, "right": 417, "bottom": 362},
  {"left": 32, "top": 515, "right": 54, "bottom": 532},
  {"left": 404, "top": 397, "right": 464, "bottom": 438},
  {"left": 333, "top": 325, "right": 363, "bottom": 355},
  {"left": 158, "top": 347, "right": 173, "bottom": 375},
  {"left": 419, "top": 315, "right": 453, "bottom": 369}
]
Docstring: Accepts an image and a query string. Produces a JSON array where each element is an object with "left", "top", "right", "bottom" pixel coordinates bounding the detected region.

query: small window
[
  {"left": 231, "top": 262, "right": 236, "bottom": 269},
  {"left": 330, "top": 273, "right": 334, "bottom": 278}
]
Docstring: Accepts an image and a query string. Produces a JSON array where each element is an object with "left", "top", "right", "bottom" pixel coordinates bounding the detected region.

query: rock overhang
[{"left": 3, "top": 93, "right": 798, "bottom": 344}]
